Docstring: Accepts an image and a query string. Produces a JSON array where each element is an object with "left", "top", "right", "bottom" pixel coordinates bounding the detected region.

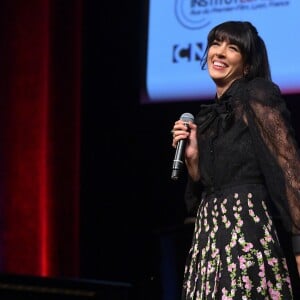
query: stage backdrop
[{"left": 0, "top": 0, "right": 82, "bottom": 277}]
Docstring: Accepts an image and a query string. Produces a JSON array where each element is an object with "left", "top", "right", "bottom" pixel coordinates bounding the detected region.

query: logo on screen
[
  {"left": 175, "top": 0, "right": 270, "bottom": 29},
  {"left": 173, "top": 43, "right": 204, "bottom": 63},
  {"left": 175, "top": 0, "right": 211, "bottom": 29}
]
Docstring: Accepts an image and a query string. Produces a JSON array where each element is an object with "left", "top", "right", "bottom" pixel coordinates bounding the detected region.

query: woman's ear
[{"left": 244, "top": 65, "right": 250, "bottom": 76}]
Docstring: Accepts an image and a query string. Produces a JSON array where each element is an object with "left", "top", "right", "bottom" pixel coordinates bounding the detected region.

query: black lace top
[{"left": 187, "top": 77, "right": 300, "bottom": 235}]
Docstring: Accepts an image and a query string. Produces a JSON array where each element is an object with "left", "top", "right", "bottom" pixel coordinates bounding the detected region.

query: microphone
[{"left": 171, "top": 112, "right": 195, "bottom": 181}]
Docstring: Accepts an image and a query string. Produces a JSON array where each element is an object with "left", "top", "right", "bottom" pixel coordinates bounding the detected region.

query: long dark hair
[{"left": 201, "top": 21, "right": 271, "bottom": 81}]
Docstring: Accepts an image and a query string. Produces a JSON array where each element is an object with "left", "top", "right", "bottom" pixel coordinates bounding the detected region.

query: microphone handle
[{"left": 171, "top": 139, "right": 186, "bottom": 180}]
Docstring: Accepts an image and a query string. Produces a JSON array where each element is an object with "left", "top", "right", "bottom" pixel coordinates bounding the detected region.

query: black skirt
[{"left": 182, "top": 184, "right": 293, "bottom": 299}]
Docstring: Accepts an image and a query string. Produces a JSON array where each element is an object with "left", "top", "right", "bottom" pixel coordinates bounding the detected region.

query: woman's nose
[
  {"left": 215, "top": 43, "right": 227, "bottom": 57},
  {"left": 216, "top": 47, "right": 226, "bottom": 57}
]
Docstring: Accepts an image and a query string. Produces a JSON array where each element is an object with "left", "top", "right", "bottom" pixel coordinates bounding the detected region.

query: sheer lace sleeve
[{"left": 244, "top": 78, "right": 300, "bottom": 235}]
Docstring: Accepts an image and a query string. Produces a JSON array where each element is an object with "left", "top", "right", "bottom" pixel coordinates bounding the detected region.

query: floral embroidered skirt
[{"left": 181, "top": 184, "right": 293, "bottom": 299}]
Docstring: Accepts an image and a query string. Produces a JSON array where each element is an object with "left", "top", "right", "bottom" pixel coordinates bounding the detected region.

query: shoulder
[
  {"left": 245, "top": 77, "right": 283, "bottom": 106},
  {"left": 247, "top": 77, "right": 280, "bottom": 91}
]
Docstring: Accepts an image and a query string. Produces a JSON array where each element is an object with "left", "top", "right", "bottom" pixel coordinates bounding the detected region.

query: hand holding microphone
[{"left": 171, "top": 112, "right": 195, "bottom": 180}]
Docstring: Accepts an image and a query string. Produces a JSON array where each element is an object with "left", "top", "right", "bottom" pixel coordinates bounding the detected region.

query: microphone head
[{"left": 180, "top": 112, "right": 194, "bottom": 123}]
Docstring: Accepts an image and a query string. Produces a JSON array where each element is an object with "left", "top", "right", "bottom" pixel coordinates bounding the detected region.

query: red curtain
[{"left": 0, "top": 0, "right": 82, "bottom": 277}]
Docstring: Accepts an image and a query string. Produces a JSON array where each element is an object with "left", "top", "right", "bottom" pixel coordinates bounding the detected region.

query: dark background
[
  {"left": 79, "top": 0, "right": 300, "bottom": 298},
  {"left": 80, "top": 1, "right": 203, "bottom": 297}
]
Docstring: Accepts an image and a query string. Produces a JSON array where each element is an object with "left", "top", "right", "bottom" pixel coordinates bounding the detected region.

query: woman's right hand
[{"left": 171, "top": 120, "right": 199, "bottom": 180}]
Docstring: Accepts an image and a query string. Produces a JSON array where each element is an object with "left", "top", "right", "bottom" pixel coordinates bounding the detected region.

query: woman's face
[{"left": 207, "top": 39, "right": 245, "bottom": 88}]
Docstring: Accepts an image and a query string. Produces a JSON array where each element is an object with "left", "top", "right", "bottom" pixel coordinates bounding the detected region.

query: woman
[{"left": 172, "top": 21, "right": 300, "bottom": 299}]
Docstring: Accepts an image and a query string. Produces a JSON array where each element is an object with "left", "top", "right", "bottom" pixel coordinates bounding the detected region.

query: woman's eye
[{"left": 229, "top": 46, "right": 239, "bottom": 51}]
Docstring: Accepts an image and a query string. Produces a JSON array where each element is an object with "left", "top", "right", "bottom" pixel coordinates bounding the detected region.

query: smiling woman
[
  {"left": 207, "top": 39, "right": 245, "bottom": 97},
  {"left": 171, "top": 20, "right": 300, "bottom": 299},
  {"left": 203, "top": 21, "right": 269, "bottom": 98}
]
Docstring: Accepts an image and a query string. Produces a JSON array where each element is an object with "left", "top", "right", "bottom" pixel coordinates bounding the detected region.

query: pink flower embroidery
[
  {"left": 242, "top": 275, "right": 253, "bottom": 290},
  {"left": 268, "top": 257, "right": 278, "bottom": 266},
  {"left": 242, "top": 243, "right": 253, "bottom": 252}
]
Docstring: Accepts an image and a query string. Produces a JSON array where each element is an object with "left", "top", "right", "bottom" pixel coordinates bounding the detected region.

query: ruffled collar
[
  {"left": 216, "top": 77, "right": 245, "bottom": 102},
  {"left": 196, "top": 78, "right": 244, "bottom": 133}
]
